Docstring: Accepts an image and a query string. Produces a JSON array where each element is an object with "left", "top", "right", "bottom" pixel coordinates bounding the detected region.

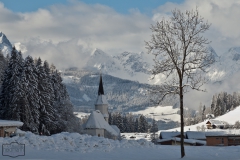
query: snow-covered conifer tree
[
  {"left": 138, "top": 115, "right": 148, "bottom": 133},
  {"left": 20, "top": 56, "right": 40, "bottom": 133},
  {"left": 37, "top": 58, "right": 56, "bottom": 135},
  {"left": 0, "top": 47, "right": 23, "bottom": 120}
]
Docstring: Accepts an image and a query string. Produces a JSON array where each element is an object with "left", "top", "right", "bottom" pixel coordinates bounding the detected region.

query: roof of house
[
  {"left": 157, "top": 138, "right": 206, "bottom": 145},
  {"left": 111, "top": 125, "right": 120, "bottom": 135},
  {"left": 83, "top": 110, "right": 118, "bottom": 136},
  {"left": 205, "top": 131, "right": 226, "bottom": 136},
  {"left": 0, "top": 120, "right": 23, "bottom": 127},
  {"left": 206, "top": 120, "right": 225, "bottom": 126},
  {"left": 186, "top": 131, "right": 206, "bottom": 140},
  {"left": 159, "top": 131, "right": 185, "bottom": 139}
]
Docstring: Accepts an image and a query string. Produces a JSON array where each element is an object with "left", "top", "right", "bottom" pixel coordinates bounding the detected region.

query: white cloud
[
  {"left": 0, "top": 1, "right": 154, "bottom": 68},
  {"left": 1, "top": 0, "right": 240, "bottom": 65},
  {"left": 153, "top": 0, "right": 240, "bottom": 54}
]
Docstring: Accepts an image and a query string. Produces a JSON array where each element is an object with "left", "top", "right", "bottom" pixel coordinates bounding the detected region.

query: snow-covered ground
[
  {"left": 132, "top": 106, "right": 180, "bottom": 122},
  {"left": 74, "top": 112, "right": 90, "bottom": 119},
  {"left": 165, "top": 106, "right": 240, "bottom": 132},
  {"left": 215, "top": 106, "right": 240, "bottom": 125},
  {"left": 1, "top": 132, "right": 240, "bottom": 160}
]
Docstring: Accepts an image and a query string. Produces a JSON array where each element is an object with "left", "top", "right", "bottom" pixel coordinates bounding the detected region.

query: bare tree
[{"left": 145, "top": 8, "right": 214, "bottom": 158}]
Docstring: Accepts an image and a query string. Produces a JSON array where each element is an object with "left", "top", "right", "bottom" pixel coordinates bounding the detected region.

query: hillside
[
  {"left": 62, "top": 70, "right": 160, "bottom": 112},
  {"left": 166, "top": 106, "right": 240, "bottom": 132}
]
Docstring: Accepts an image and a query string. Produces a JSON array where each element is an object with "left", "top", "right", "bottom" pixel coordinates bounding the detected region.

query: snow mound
[{"left": 0, "top": 132, "right": 155, "bottom": 153}]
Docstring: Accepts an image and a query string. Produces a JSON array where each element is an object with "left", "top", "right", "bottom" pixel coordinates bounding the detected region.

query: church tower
[{"left": 95, "top": 74, "right": 109, "bottom": 122}]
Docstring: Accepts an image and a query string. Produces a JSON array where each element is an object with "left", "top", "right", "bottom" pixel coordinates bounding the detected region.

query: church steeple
[
  {"left": 98, "top": 74, "right": 104, "bottom": 95},
  {"left": 95, "top": 73, "right": 109, "bottom": 122}
]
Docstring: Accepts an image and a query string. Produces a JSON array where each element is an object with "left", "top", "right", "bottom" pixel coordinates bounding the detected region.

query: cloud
[
  {"left": 1, "top": 0, "right": 240, "bottom": 62},
  {"left": 0, "top": 1, "right": 154, "bottom": 68},
  {"left": 0, "top": 1, "right": 152, "bottom": 51},
  {"left": 152, "top": 0, "right": 240, "bottom": 55}
]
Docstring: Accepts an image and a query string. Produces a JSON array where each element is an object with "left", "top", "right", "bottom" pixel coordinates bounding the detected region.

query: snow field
[
  {"left": 0, "top": 132, "right": 154, "bottom": 153},
  {"left": 0, "top": 132, "right": 240, "bottom": 159}
]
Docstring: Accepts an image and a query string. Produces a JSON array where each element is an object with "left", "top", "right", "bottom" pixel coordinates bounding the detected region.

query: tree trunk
[{"left": 180, "top": 86, "right": 185, "bottom": 158}]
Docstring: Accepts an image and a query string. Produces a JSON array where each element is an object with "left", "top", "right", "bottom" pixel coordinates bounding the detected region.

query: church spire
[{"left": 98, "top": 74, "right": 104, "bottom": 95}]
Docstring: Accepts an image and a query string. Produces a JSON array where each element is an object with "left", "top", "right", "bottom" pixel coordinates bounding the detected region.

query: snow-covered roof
[
  {"left": 102, "top": 113, "right": 109, "bottom": 118},
  {"left": 206, "top": 120, "right": 225, "bottom": 126},
  {"left": 95, "top": 95, "right": 108, "bottom": 105},
  {"left": 205, "top": 131, "right": 226, "bottom": 136},
  {"left": 186, "top": 131, "right": 206, "bottom": 140},
  {"left": 111, "top": 125, "right": 120, "bottom": 135},
  {"left": 0, "top": 119, "right": 23, "bottom": 127},
  {"left": 159, "top": 131, "right": 185, "bottom": 139},
  {"left": 84, "top": 110, "right": 118, "bottom": 136},
  {"left": 157, "top": 138, "right": 206, "bottom": 145}
]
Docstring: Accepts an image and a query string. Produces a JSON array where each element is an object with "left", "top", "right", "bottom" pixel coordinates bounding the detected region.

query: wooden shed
[{"left": 0, "top": 120, "right": 23, "bottom": 137}]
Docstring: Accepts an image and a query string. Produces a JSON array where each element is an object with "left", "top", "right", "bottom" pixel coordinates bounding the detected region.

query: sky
[
  {"left": 0, "top": 0, "right": 240, "bottom": 68},
  {"left": 0, "top": 0, "right": 184, "bottom": 15}
]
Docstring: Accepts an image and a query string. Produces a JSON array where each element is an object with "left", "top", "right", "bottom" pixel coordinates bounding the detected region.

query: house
[
  {"left": 157, "top": 131, "right": 228, "bottom": 146},
  {"left": 206, "top": 134, "right": 240, "bottom": 146},
  {"left": 206, "top": 120, "right": 225, "bottom": 129},
  {"left": 0, "top": 120, "right": 23, "bottom": 137},
  {"left": 83, "top": 74, "right": 120, "bottom": 140}
]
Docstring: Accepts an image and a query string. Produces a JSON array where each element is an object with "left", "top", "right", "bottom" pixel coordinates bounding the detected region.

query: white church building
[{"left": 83, "top": 74, "right": 120, "bottom": 140}]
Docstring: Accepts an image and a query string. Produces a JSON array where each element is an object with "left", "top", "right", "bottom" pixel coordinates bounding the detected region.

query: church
[{"left": 83, "top": 74, "right": 120, "bottom": 140}]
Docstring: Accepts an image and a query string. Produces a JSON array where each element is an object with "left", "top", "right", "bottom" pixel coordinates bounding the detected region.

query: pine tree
[
  {"left": 0, "top": 50, "right": 7, "bottom": 86},
  {"left": 115, "top": 112, "right": 124, "bottom": 132},
  {"left": 138, "top": 115, "right": 148, "bottom": 133},
  {"left": 202, "top": 105, "right": 206, "bottom": 121},
  {"left": 0, "top": 47, "right": 23, "bottom": 120},
  {"left": 20, "top": 56, "right": 40, "bottom": 133},
  {"left": 36, "top": 58, "right": 56, "bottom": 135},
  {"left": 127, "top": 113, "right": 135, "bottom": 132},
  {"left": 50, "top": 67, "right": 78, "bottom": 133},
  {"left": 134, "top": 118, "right": 139, "bottom": 132},
  {"left": 150, "top": 119, "right": 158, "bottom": 142},
  {"left": 108, "top": 112, "right": 113, "bottom": 125},
  {"left": 122, "top": 115, "right": 129, "bottom": 132}
]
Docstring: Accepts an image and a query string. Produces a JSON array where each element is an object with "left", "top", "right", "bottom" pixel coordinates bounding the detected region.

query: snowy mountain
[
  {"left": 62, "top": 70, "right": 158, "bottom": 112},
  {"left": 84, "top": 48, "right": 121, "bottom": 73},
  {"left": 0, "top": 32, "right": 12, "bottom": 56},
  {"left": 83, "top": 48, "right": 152, "bottom": 84},
  {"left": 207, "top": 47, "right": 240, "bottom": 82}
]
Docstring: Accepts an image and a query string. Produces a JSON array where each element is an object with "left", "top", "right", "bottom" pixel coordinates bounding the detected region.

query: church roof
[{"left": 83, "top": 110, "right": 118, "bottom": 136}]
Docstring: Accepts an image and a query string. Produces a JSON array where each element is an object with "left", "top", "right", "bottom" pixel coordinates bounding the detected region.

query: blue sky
[{"left": 0, "top": 0, "right": 184, "bottom": 14}]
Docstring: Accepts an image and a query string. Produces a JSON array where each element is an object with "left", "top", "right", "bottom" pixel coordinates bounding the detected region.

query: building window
[
  {"left": 98, "top": 134, "right": 100, "bottom": 137},
  {"left": 222, "top": 138, "right": 224, "bottom": 144}
]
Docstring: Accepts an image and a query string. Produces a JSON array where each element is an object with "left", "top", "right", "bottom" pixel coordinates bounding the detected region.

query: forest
[{"left": 0, "top": 47, "right": 80, "bottom": 135}]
